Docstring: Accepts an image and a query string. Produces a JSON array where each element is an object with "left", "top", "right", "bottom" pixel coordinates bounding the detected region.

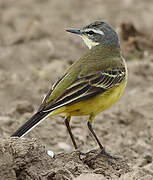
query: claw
[
  {"left": 100, "top": 148, "right": 119, "bottom": 159},
  {"left": 83, "top": 148, "right": 119, "bottom": 164}
]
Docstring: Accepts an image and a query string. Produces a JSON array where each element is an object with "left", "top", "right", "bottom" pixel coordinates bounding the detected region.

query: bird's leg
[
  {"left": 87, "top": 114, "right": 105, "bottom": 151},
  {"left": 64, "top": 116, "right": 78, "bottom": 150},
  {"left": 87, "top": 121, "right": 104, "bottom": 150},
  {"left": 87, "top": 115, "right": 115, "bottom": 159}
]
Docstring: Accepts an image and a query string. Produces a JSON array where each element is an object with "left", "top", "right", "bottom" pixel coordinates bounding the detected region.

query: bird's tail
[{"left": 11, "top": 111, "right": 50, "bottom": 137}]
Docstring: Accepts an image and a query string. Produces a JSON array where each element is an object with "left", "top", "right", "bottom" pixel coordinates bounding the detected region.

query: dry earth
[{"left": 0, "top": 0, "right": 153, "bottom": 179}]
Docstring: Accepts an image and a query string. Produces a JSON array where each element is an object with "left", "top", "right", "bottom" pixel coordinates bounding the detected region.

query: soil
[{"left": 0, "top": 0, "right": 153, "bottom": 179}]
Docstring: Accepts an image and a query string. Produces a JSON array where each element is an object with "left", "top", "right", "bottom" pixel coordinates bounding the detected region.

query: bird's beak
[{"left": 66, "top": 29, "right": 81, "bottom": 35}]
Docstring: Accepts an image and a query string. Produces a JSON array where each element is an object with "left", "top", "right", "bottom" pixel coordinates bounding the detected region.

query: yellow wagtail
[{"left": 11, "top": 21, "right": 127, "bottom": 155}]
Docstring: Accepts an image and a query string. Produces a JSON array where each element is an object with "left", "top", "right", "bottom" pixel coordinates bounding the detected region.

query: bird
[{"left": 11, "top": 21, "right": 127, "bottom": 157}]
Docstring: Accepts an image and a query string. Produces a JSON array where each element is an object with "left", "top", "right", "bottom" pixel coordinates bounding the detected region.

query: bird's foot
[
  {"left": 100, "top": 148, "right": 119, "bottom": 160},
  {"left": 80, "top": 148, "right": 120, "bottom": 164}
]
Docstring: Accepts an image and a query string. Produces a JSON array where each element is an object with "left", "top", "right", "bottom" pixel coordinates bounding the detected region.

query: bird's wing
[{"left": 42, "top": 67, "right": 126, "bottom": 112}]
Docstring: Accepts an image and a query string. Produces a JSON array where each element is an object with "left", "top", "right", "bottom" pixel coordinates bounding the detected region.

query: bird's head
[{"left": 66, "top": 21, "right": 120, "bottom": 49}]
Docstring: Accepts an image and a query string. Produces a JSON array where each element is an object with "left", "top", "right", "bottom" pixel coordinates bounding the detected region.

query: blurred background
[{"left": 0, "top": 0, "right": 153, "bottom": 168}]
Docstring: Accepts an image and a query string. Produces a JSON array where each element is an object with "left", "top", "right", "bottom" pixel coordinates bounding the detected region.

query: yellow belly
[{"left": 60, "top": 79, "right": 127, "bottom": 117}]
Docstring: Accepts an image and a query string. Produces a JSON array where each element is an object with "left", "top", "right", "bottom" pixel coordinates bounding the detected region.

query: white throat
[{"left": 81, "top": 35, "right": 99, "bottom": 49}]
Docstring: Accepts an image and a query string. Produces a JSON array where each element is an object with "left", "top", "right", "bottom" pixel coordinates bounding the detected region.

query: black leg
[
  {"left": 87, "top": 118, "right": 117, "bottom": 161},
  {"left": 87, "top": 121, "right": 104, "bottom": 150},
  {"left": 64, "top": 116, "right": 78, "bottom": 149}
]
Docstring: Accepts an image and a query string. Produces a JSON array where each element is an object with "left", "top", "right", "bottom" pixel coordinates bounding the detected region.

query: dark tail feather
[{"left": 11, "top": 111, "right": 49, "bottom": 137}]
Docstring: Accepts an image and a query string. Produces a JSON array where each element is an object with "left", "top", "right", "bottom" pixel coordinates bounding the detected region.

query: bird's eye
[{"left": 86, "top": 30, "right": 94, "bottom": 35}]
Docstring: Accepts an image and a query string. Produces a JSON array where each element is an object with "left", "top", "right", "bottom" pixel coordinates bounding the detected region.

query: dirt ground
[{"left": 0, "top": 0, "right": 153, "bottom": 179}]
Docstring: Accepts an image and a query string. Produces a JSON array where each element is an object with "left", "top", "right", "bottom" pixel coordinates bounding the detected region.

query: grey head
[{"left": 66, "top": 21, "right": 120, "bottom": 49}]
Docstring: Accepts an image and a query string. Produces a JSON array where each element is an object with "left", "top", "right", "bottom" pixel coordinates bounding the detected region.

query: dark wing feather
[{"left": 43, "top": 68, "right": 126, "bottom": 112}]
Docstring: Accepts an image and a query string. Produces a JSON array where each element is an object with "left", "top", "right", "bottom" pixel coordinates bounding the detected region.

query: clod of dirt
[
  {"left": 120, "top": 22, "right": 143, "bottom": 41},
  {"left": 0, "top": 138, "right": 131, "bottom": 180},
  {"left": 120, "top": 22, "right": 153, "bottom": 59}
]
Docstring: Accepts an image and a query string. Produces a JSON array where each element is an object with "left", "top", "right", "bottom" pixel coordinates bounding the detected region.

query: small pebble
[{"left": 47, "top": 150, "right": 55, "bottom": 158}]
